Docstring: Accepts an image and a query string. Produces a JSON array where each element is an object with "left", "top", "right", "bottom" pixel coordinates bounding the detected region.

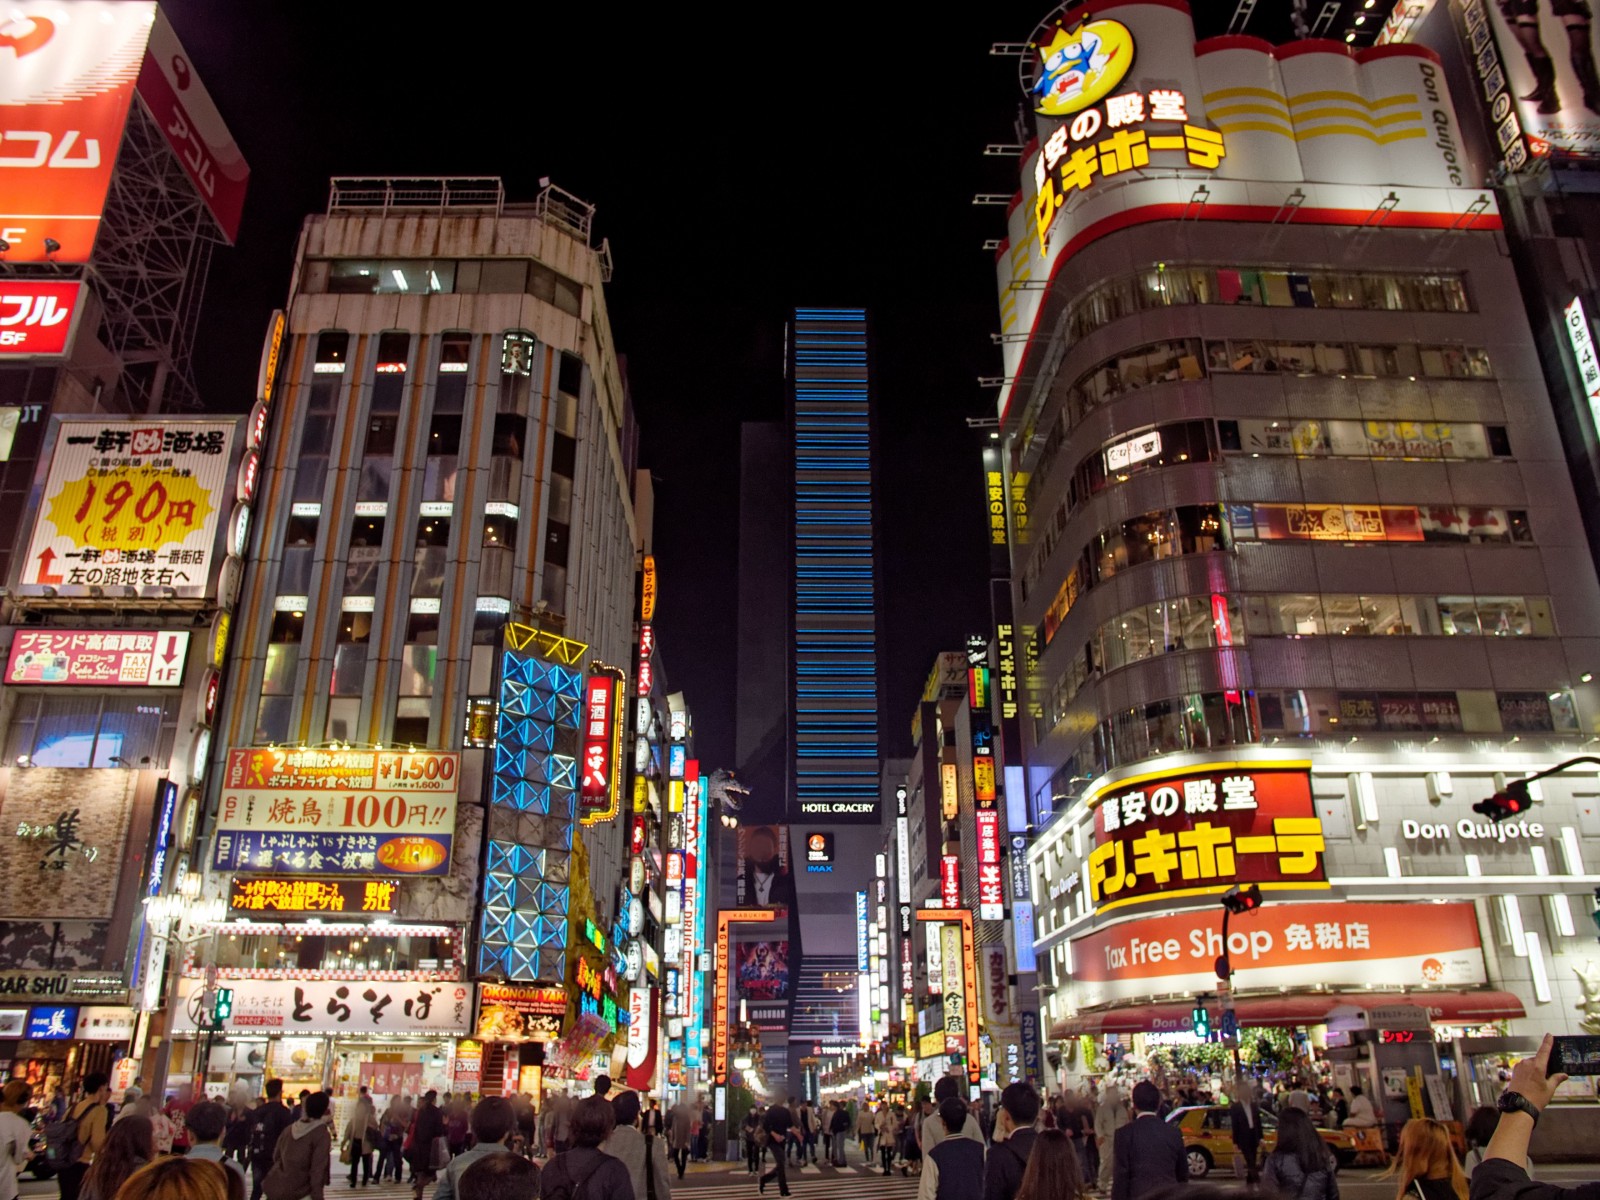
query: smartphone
[{"left": 1548, "top": 1035, "right": 1600, "bottom": 1077}]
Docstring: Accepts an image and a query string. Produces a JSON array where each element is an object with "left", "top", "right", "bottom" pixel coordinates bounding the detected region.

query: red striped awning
[{"left": 1049, "top": 990, "right": 1526, "bottom": 1039}]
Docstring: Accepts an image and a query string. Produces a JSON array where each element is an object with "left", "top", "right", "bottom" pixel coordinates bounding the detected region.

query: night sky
[{"left": 166, "top": 1, "right": 1395, "bottom": 768}]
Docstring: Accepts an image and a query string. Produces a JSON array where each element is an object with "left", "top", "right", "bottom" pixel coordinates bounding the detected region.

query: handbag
[
  {"left": 428, "top": 1135, "right": 451, "bottom": 1171},
  {"left": 339, "top": 1138, "right": 354, "bottom": 1166}
]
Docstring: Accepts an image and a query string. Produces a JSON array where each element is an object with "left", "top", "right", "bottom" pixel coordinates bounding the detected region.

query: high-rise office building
[{"left": 997, "top": 3, "right": 1600, "bottom": 1112}]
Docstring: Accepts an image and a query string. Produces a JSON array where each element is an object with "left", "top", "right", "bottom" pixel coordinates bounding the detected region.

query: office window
[
  {"left": 5, "top": 694, "right": 179, "bottom": 769},
  {"left": 331, "top": 612, "right": 373, "bottom": 696},
  {"left": 345, "top": 516, "right": 385, "bottom": 595},
  {"left": 399, "top": 612, "right": 439, "bottom": 697},
  {"left": 412, "top": 516, "right": 449, "bottom": 598}
]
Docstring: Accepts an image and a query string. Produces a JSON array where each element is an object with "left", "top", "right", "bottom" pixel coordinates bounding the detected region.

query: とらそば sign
[
  {"left": 228, "top": 877, "right": 399, "bottom": 915},
  {"left": 1029, "top": 18, "right": 1135, "bottom": 117},
  {"left": 211, "top": 747, "right": 457, "bottom": 877},
  {"left": 1068, "top": 900, "right": 1485, "bottom": 1007},
  {"left": 6, "top": 629, "right": 188, "bottom": 687},
  {"left": 172, "top": 977, "right": 471, "bottom": 1036},
  {"left": 22, "top": 420, "right": 235, "bottom": 599},
  {"left": 1087, "top": 764, "right": 1326, "bottom": 913}
]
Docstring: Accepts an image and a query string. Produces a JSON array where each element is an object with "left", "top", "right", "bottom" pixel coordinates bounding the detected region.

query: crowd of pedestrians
[{"left": 0, "top": 1038, "right": 1586, "bottom": 1200}]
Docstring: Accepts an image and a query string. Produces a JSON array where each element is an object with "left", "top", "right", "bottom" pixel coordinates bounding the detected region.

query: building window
[
  {"left": 345, "top": 516, "right": 385, "bottom": 595},
  {"left": 412, "top": 515, "right": 449, "bottom": 598},
  {"left": 557, "top": 351, "right": 582, "bottom": 399},
  {"left": 280, "top": 514, "right": 318, "bottom": 597},
  {"left": 399, "top": 612, "right": 439, "bottom": 697},
  {"left": 331, "top": 611, "right": 373, "bottom": 696},
  {"left": 314, "top": 331, "right": 348, "bottom": 372},
  {"left": 4, "top": 693, "right": 179, "bottom": 769}
]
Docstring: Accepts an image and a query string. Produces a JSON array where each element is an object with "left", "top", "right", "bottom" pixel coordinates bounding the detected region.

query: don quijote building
[{"left": 993, "top": 0, "right": 1600, "bottom": 1149}]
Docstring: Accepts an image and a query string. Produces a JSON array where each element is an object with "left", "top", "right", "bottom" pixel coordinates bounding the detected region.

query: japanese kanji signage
[
  {"left": 171, "top": 977, "right": 471, "bottom": 1036},
  {"left": 475, "top": 983, "right": 568, "bottom": 1042},
  {"left": 227, "top": 878, "right": 399, "bottom": 915},
  {"left": 212, "top": 748, "right": 458, "bottom": 877},
  {"left": 976, "top": 808, "right": 1004, "bottom": 921},
  {"left": 940, "top": 854, "right": 962, "bottom": 909},
  {"left": 22, "top": 420, "right": 235, "bottom": 599},
  {"left": 1565, "top": 297, "right": 1600, "bottom": 436},
  {"left": 0, "top": 282, "right": 83, "bottom": 357},
  {"left": 579, "top": 669, "right": 624, "bottom": 825},
  {"left": 1069, "top": 901, "right": 1485, "bottom": 1007},
  {"left": 6, "top": 629, "right": 188, "bottom": 687},
  {"left": 1087, "top": 764, "right": 1326, "bottom": 913}
]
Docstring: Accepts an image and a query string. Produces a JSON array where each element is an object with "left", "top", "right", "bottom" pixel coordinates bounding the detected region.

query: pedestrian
[
  {"left": 875, "top": 1102, "right": 897, "bottom": 1175},
  {"left": 794, "top": 1099, "right": 815, "bottom": 1167},
  {"left": 434, "top": 1097, "right": 518, "bottom": 1200},
  {"left": 1229, "top": 1081, "right": 1265, "bottom": 1186},
  {"left": 1110, "top": 1082, "right": 1186, "bottom": 1200},
  {"left": 742, "top": 1106, "right": 763, "bottom": 1175},
  {"left": 1284, "top": 1081, "right": 1313, "bottom": 1114},
  {"left": 185, "top": 1101, "right": 248, "bottom": 1189},
  {"left": 1343, "top": 1086, "right": 1378, "bottom": 1129},
  {"left": 1014, "top": 1129, "right": 1084, "bottom": 1200},
  {"left": 985, "top": 1082, "right": 1041, "bottom": 1200},
  {"left": 919, "top": 1097, "right": 985, "bottom": 1200},
  {"left": 924, "top": 1078, "right": 983, "bottom": 1156},
  {"left": 759, "top": 1098, "right": 793, "bottom": 1197},
  {"left": 446, "top": 1098, "right": 471, "bottom": 1160},
  {"left": 0, "top": 1082, "right": 34, "bottom": 1200},
  {"left": 593, "top": 1077, "right": 612, "bottom": 1101},
  {"left": 456, "top": 1154, "right": 538, "bottom": 1200},
  {"left": 538, "top": 1097, "right": 632, "bottom": 1200},
  {"left": 223, "top": 1102, "right": 252, "bottom": 1167},
  {"left": 343, "top": 1088, "right": 377, "bottom": 1187},
  {"left": 260, "top": 1092, "right": 330, "bottom": 1200},
  {"left": 1328, "top": 1090, "right": 1349, "bottom": 1130},
  {"left": 1390, "top": 1118, "right": 1468, "bottom": 1200},
  {"left": 697, "top": 1098, "right": 712, "bottom": 1163},
  {"left": 1262, "top": 1107, "right": 1338, "bottom": 1200},
  {"left": 80, "top": 1116, "right": 154, "bottom": 1200},
  {"left": 600, "top": 1090, "right": 670, "bottom": 1200},
  {"left": 644, "top": 1100, "right": 664, "bottom": 1139},
  {"left": 52, "top": 1072, "right": 112, "bottom": 1200},
  {"left": 405, "top": 1092, "right": 447, "bottom": 1200},
  {"left": 828, "top": 1101, "right": 851, "bottom": 1167},
  {"left": 1093, "top": 1086, "right": 1128, "bottom": 1193},
  {"left": 857, "top": 1101, "right": 877, "bottom": 1166},
  {"left": 246, "top": 1082, "right": 295, "bottom": 1200},
  {"left": 667, "top": 1096, "right": 694, "bottom": 1179},
  {"left": 116, "top": 1157, "right": 241, "bottom": 1200}
]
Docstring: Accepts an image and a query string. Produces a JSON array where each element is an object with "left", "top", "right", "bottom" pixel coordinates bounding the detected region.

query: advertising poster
[
  {"left": 212, "top": 747, "right": 458, "bottom": 877},
  {"left": 734, "top": 939, "right": 790, "bottom": 1003},
  {"left": 21, "top": 421, "right": 235, "bottom": 598},
  {"left": 6, "top": 630, "right": 188, "bottom": 687},
  {"left": 474, "top": 983, "right": 566, "bottom": 1042},
  {"left": 1070, "top": 900, "right": 1486, "bottom": 1008},
  {"left": 735, "top": 825, "right": 792, "bottom": 911},
  {"left": 1088, "top": 765, "right": 1325, "bottom": 911},
  {"left": 1476, "top": 0, "right": 1600, "bottom": 159}
]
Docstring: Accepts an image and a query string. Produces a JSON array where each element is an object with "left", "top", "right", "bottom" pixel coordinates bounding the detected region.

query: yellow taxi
[{"left": 1165, "top": 1106, "right": 1381, "bottom": 1178}]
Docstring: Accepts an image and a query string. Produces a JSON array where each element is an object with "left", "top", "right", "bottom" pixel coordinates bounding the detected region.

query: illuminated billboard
[
  {"left": 1470, "top": 0, "right": 1600, "bottom": 162},
  {"left": 578, "top": 668, "right": 624, "bottom": 825},
  {"left": 7, "top": 629, "right": 188, "bottom": 687},
  {"left": 0, "top": 3, "right": 248, "bottom": 264},
  {"left": 20, "top": 420, "right": 235, "bottom": 599},
  {"left": 0, "top": 282, "right": 85, "bottom": 358}
]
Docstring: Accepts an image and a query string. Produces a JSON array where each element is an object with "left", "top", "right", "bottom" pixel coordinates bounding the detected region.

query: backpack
[
  {"left": 249, "top": 1106, "right": 287, "bottom": 1164},
  {"left": 43, "top": 1103, "right": 98, "bottom": 1168}
]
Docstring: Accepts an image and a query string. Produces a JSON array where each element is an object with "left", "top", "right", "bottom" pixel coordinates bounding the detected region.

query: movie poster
[{"left": 734, "top": 939, "right": 791, "bottom": 1003}]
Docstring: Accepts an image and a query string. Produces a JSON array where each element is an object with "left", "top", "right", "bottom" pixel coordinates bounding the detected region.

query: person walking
[
  {"left": 457, "top": 1154, "right": 539, "bottom": 1200},
  {"left": 876, "top": 1102, "right": 897, "bottom": 1175},
  {"left": 405, "top": 1092, "right": 446, "bottom": 1200},
  {"left": 599, "top": 1090, "right": 670, "bottom": 1200},
  {"left": 857, "top": 1102, "right": 877, "bottom": 1166},
  {"left": 247, "top": 1081, "right": 295, "bottom": 1200},
  {"left": 794, "top": 1100, "right": 815, "bottom": 1167},
  {"left": 185, "top": 1101, "right": 248, "bottom": 1189},
  {"left": 824, "top": 1101, "right": 848, "bottom": 1168},
  {"left": 1013, "top": 1129, "right": 1086, "bottom": 1200},
  {"left": 261, "top": 1092, "right": 330, "bottom": 1200},
  {"left": 984, "top": 1083, "right": 1041, "bottom": 1200},
  {"left": 0, "top": 1081, "right": 33, "bottom": 1200},
  {"left": 52, "top": 1073, "right": 112, "bottom": 1200},
  {"left": 759, "top": 1099, "right": 793, "bottom": 1197},
  {"left": 920, "top": 1098, "right": 986, "bottom": 1200},
  {"left": 1229, "top": 1081, "right": 1265, "bottom": 1186},
  {"left": 344, "top": 1089, "right": 377, "bottom": 1187},
  {"left": 667, "top": 1096, "right": 694, "bottom": 1179},
  {"left": 79, "top": 1117, "right": 153, "bottom": 1200},
  {"left": 538, "top": 1097, "right": 632, "bottom": 1200},
  {"left": 434, "top": 1097, "right": 519, "bottom": 1200},
  {"left": 1262, "top": 1108, "right": 1339, "bottom": 1200},
  {"left": 1110, "top": 1082, "right": 1186, "bottom": 1200},
  {"left": 1093, "top": 1086, "right": 1128, "bottom": 1193},
  {"left": 1390, "top": 1118, "right": 1469, "bottom": 1200}
]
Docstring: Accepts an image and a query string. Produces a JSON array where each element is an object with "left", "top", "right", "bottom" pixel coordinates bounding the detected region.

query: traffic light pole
[{"left": 1215, "top": 889, "right": 1257, "bottom": 1186}]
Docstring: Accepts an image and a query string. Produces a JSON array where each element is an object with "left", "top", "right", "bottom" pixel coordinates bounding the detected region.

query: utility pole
[{"left": 1214, "top": 883, "right": 1263, "bottom": 1185}]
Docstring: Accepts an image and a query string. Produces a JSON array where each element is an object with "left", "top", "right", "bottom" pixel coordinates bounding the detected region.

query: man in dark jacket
[
  {"left": 926, "top": 1098, "right": 986, "bottom": 1200},
  {"left": 1228, "top": 1082, "right": 1265, "bottom": 1185},
  {"left": 247, "top": 1080, "right": 295, "bottom": 1200},
  {"left": 538, "top": 1098, "right": 633, "bottom": 1200},
  {"left": 984, "top": 1082, "right": 1040, "bottom": 1200},
  {"left": 1112, "top": 1081, "right": 1187, "bottom": 1200},
  {"left": 759, "top": 1100, "right": 794, "bottom": 1196}
]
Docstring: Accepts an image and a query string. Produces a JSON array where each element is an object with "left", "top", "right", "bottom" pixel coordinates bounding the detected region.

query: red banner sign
[
  {"left": 0, "top": 281, "right": 83, "bottom": 356},
  {"left": 579, "top": 671, "right": 622, "bottom": 823},
  {"left": 976, "top": 809, "right": 1004, "bottom": 920},
  {"left": 1088, "top": 764, "right": 1326, "bottom": 913},
  {"left": 940, "top": 854, "right": 962, "bottom": 908}
]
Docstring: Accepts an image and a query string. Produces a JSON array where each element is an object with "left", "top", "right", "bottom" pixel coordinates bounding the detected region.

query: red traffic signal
[
  {"left": 1473, "top": 786, "right": 1530, "bottom": 823},
  {"left": 1221, "top": 883, "right": 1263, "bottom": 915}
]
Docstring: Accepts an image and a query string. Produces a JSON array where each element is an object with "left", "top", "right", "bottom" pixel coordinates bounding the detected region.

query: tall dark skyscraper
[{"left": 790, "top": 308, "right": 882, "bottom": 823}]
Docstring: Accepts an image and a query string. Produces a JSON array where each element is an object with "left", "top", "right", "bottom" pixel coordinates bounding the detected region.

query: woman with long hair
[
  {"left": 113, "top": 1158, "right": 242, "bottom": 1200},
  {"left": 1015, "top": 1128, "right": 1084, "bottom": 1200},
  {"left": 1262, "top": 1107, "right": 1338, "bottom": 1200},
  {"left": 1389, "top": 1118, "right": 1468, "bottom": 1200},
  {"left": 81, "top": 1116, "right": 155, "bottom": 1200}
]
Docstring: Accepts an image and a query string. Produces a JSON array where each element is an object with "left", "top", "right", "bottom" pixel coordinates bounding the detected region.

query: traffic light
[
  {"left": 1191, "top": 1000, "right": 1211, "bottom": 1040},
  {"left": 212, "top": 987, "right": 233, "bottom": 1024},
  {"left": 1221, "top": 884, "right": 1263, "bottom": 915},
  {"left": 1473, "top": 782, "right": 1531, "bottom": 823}
]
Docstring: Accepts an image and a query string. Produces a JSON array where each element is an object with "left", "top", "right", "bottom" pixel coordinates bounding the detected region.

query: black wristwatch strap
[{"left": 1496, "top": 1090, "right": 1540, "bottom": 1123}]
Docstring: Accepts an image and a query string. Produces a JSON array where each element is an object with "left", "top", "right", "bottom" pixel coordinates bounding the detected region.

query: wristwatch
[{"left": 1496, "top": 1090, "right": 1540, "bottom": 1123}]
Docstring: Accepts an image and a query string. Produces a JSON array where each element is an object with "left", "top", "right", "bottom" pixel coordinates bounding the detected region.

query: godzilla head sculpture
[{"left": 706, "top": 768, "right": 749, "bottom": 825}]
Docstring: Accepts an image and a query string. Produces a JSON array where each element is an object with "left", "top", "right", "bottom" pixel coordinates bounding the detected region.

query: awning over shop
[{"left": 1050, "top": 990, "right": 1526, "bottom": 1039}]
